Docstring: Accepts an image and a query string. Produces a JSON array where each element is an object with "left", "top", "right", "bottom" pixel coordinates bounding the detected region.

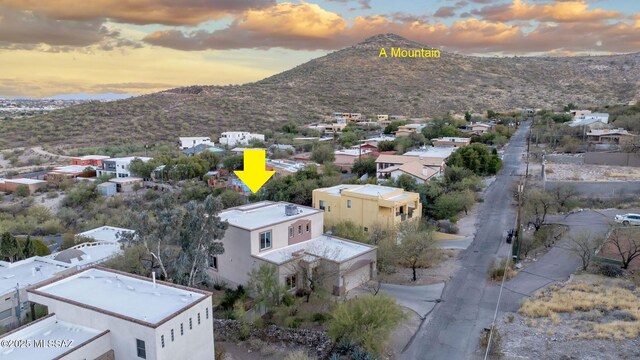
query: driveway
[{"left": 379, "top": 283, "right": 445, "bottom": 319}]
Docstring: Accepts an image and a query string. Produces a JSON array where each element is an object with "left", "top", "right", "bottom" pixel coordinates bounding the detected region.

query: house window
[
  {"left": 206, "top": 307, "right": 209, "bottom": 319},
  {"left": 286, "top": 274, "right": 297, "bottom": 290},
  {"left": 364, "top": 227, "right": 368, "bottom": 232},
  {"left": 347, "top": 200, "right": 352, "bottom": 208},
  {"left": 289, "top": 227, "right": 294, "bottom": 238},
  {"left": 260, "top": 231, "right": 272, "bottom": 250},
  {"left": 298, "top": 225, "right": 302, "bottom": 235},
  {"left": 161, "top": 335, "right": 165, "bottom": 348},
  {"left": 319, "top": 200, "right": 325, "bottom": 210},
  {"left": 136, "top": 339, "right": 146, "bottom": 359},
  {"left": 189, "top": 318, "right": 193, "bottom": 330},
  {"left": 209, "top": 255, "right": 218, "bottom": 270},
  {"left": 328, "top": 206, "right": 331, "bottom": 212},
  {"left": 306, "top": 223, "right": 310, "bottom": 232},
  {"left": 180, "top": 323, "right": 184, "bottom": 336},
  {"left": 171, "top": 329, "right": 174, "bottom": 341},
  {"left": 0, "top": 309, "right": 11, "bottom": 320},
  {"left": 198, "top": 313, "right": 201, "bottom": 325}
]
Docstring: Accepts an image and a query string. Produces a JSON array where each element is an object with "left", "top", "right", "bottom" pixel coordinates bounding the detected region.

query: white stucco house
[
  {"left": 178, "top": 137, "right": 213, "bottom": 150},
  {"left": 218, "top": 131, "right": 265, "bottom": 147}
]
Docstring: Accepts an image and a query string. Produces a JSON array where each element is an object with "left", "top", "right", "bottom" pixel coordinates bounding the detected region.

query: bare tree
[
  {"left": 567, "top": 230, "right": 603, "bottom": 271},
  {"left": 608, "top": 227, "right": 640, "bottom": 269},
  {"left": 524, "top": 189, "right": 556, "bottom": 231},
  {"left": 550, "top": 185, "right": 577, "bottom": 211}
]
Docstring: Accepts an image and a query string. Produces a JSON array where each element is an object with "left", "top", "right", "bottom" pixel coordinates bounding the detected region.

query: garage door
[{"left": 343, "top": 263, "right": 371, "bottom": 292}]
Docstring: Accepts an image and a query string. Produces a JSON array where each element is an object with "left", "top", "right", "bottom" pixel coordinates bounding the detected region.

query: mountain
[
  {"left": 1, "top": 33, "right": 639, "bottom": 148},
  {"left": 45, "top": 93, "right": 137, "bottom": 101}
]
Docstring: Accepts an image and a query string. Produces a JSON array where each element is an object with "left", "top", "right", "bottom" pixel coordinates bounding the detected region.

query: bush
[
  {"left": 437, "top": 220, "right": 459, "bottom": 234},
  {"left": 15, "top": 185, "right": 30, "bottom": 198},
  {"left": 311, "top": 312, "right": 330, "bottom": 324},
  {"left": 219, "top": 285, "right": 246, "bottom": 310},
  {"left": 596, "top": 263, "right": 623, "bottom": 278},
  {"left": 489, "top": 259, "right": 516, "bottom": 281},
  {"left": 284, "top": 351, "right": 315, "bottom": 360}
]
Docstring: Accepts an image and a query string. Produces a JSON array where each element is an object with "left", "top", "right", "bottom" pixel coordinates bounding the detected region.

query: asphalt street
[{"left": 401, "top": 121, "right": 530, "bottom": 360}]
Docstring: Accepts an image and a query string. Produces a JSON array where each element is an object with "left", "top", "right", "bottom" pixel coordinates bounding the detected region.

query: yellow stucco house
[{"left": 312, "top": 184, "right": 422, "bottom": 231}]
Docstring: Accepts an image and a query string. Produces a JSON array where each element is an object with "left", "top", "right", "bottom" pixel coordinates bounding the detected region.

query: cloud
[
  {"left": 144, "top": 2, "right": 348, "bottom": 50},
  {"left": 473, "top": 0, "right": 621, "bottom": 23},
  {"left": 0, "top": 0, "right": 275, "bottom": 26},
  {"left": 434, "top": 6, "right": 458, "bottom": 18},
  {"left": 325, "top": 0, "right": 372, "bottom": 10}
]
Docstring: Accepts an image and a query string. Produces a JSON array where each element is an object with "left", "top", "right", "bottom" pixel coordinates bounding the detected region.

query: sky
[{"left": 1, "top": 0, "right": 639, "bottom": 98}]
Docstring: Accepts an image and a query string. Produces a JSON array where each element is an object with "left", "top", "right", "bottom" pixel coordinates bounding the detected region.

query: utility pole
[{"left": 15, "top": 283, "right": 21, "bottom": 322}]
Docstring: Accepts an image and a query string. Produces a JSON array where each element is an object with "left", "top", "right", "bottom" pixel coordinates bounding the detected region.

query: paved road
[
  {"left": 402, "top": 121, "right": 531, "bottom": 360},
  {"left": 379, "top": 283, "right": 445, "bottom": 319}
]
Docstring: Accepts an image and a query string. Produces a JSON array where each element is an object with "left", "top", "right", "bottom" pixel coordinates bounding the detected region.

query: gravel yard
[{"left": 545, "top": 163, "right": 640, "bottom": 181}]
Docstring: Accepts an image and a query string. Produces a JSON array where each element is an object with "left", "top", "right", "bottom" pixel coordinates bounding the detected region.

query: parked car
[{"left": 615, "top": 213, "right": 640, "bottom": 226}]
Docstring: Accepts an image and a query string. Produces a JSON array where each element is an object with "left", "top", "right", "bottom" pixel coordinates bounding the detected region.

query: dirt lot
[
  {"left": 378, "top": 250, "right": 461, "bottom": 286},
  {"left": 498, "top": 274, "right": 640, "bottom": 360},
  {"left": 545, "top": 162, "right": 640, "bottom": 181}
]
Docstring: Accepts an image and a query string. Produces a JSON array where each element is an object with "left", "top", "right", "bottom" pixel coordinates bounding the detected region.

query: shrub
[
  {"left": 219, "top": 285, "right": 245, "bottom": 310},
  {"left": 437, "top": 220, "right": 459, "bottom": 234},
  {"left": 311, "top": 312, "right": 330, "bottom": 324},
  {"left": 596, "top": 263, "right": 623, "bottom": 278},
  {"left": 284, "top": 350, "right": 315, "bottom": 360},
  {"left": 489, "top": 259, "right": 516, "bottom": 281},
  {"left": 15, "top": 185, "right": 30, "bottom": 198}
]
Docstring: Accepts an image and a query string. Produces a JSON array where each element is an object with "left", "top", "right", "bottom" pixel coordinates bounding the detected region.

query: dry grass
[{"left": 519, "top": 279, "right": 640, "bottom": 340}]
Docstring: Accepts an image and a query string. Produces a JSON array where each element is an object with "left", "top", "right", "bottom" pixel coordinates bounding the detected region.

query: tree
[
  {"left": 394, "top": 174, "right": 418, "bottom": 192},
  {"left": 377, "top": 140, "right": 395, "bottom": 152},
  {"left": 550, "top": 184, "right": 577, "bottom": 211},
  {"left": 311, "top": 143, "right": 335, "bottom": 164},
  {"left": 567, "top": 230, "right": 603, "bottom": 271},
  {"left": 330, "top": 221, "right": 368, "bottom": 243},
  {"left": 384, "top": 121, "right": 406, "bottom": 135},
  {"left": 351, "top": 157, "right": 376, "bottom": 177},
  {"left": 220, "top": 189, "right": 245, "bottom": 208},
  {"left": 174, "top": 195, "right": 227, "bottom": 286},
  {"left": 434, "top": 190, "right": 475, "bottom": 219},
  {"left": 15, "top": 185, "right": 30, "bottom": 198},
  {"left": 339, "top": 132, "right": 359, "bottom": 147},
  {"left": 396, "top": 220, "right": 437, "bottom": 281},
  {"left": 0, "top": 232, "right": 21, "bottom": 262},
  {"left": 128, "top": 158, "right": 155, "bottom": 179},
  {"left": 524, "top": 190, "right": 556, "bottom": 231},
  {"left": 328, "top": 294, "right": 406, "bottom": 356},
  {"left": 608, "top": 227, "right": 640, "bottom": 269},
  {"left": 446, "top": 143, "right": 502, "bottom": 175},
  {"left": 23, "top": 236, "right": 36, "bottom": 258},
  {"left": 465, "top": 111, "right": 472, "bottom": 122},
  {"left": 104, "top": 244, "right": 150, "bottom": 276},
  {"left": 247, "top": 263, "right": 287, "bottom": 311},
  {"left": 222, "top": 155, "right": 244, "bottom": 171}
]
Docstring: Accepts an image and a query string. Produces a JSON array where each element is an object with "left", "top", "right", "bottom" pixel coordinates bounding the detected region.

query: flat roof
[
  {"left": 108, "top": 177, "right": 143, "bottom": 184},
  {"left": 334, "top": 149, "right": 372, "bottom": 156},
  {"left": 0, "top": 257, "right": 69, "bottom": 295},
  {"left": 403, "top": 146, "right": 456, "bottom": 158},
  {"left": 72, "top": 155, "right": 110, "bottom": 160},
  {"left": 76, "top": 226, "right": 134, "bottom": 243},
  {"left": 256, "top": 235, "right": 374, "bottom": 265},
  {"left": 5, "top": 178, "right": 46, "bottom": 185},
  {"left": 0, "top": 315, "right": 105, "bottom": 360},
  {"left": 220, "top": 201, "right": 321, "bottom": 231},
  {"left": 51, "top": 165, "right": 96, "bottom": 173},
  {"left": 49, "top": 243, "right": 120, "bottom": 266},
  {"left": 315, "top": 184, "right": 402, "bottom": 197},
  {"left": 30, "top": 268, "right": 207, "bottom": 324},
  {"left": 431, "top": 137, "right": 470, "bottom": 142},
  {"left": 108, "top": 157, "right": 152, "bottom": 162}
]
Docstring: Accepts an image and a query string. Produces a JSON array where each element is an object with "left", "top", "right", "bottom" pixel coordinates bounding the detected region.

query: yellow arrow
[{"left": 234, "top": 149, "right": 275, "bottom": 193}]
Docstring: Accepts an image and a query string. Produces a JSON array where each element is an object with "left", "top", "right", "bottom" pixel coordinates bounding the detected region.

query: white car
[{"left": 615, "top": 213, "right": 640, "bottom": 226}]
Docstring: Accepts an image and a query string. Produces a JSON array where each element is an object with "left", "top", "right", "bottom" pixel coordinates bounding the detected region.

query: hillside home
[
  {"left": 395, "top": 123, "right": 427, "bottom": 137},
  {"left": 70, "top": 155, "right": 110, "bottom": 167},
  {"left": 586, "top": 128, "right": 636, "bottom": 144},
  {"left": 0, "top": 257, "right": 73, "bottom": 328},
  {"left": 376, "top": 115, "right": 389, "bottom": 122},
  {"left": 266, "top": 159, "right": 314, "bottom": 176},
  {"left": 0, "top": 178, "right": 47, "bottom": 194},
  {"left": 46, "top": 165, "right": 97, "bottom": 182},
  {"left": 465, "top": 122, "right": 492, "bottom": 134},
  {"left": 334, "top": 149, "right": 374, "bottom": 172},
  {"left": 312, "top": 184, "right": 422, "bottom": 230},
  {"left": 431, "top": 137, "right": 471, "bottom": 148},
  {"left": 178, "top": 136, "right": 213, "bottom": 150},
  {"left": 219, "top": 131, "right": 265, "bottom": 147},
  {"left": 569, "top": 113, "right": 609, "bottom": 127},
  {"left": 97, "top": 157, "right": 153, "bottom": 178},
  {"left": 213, "top": 202, "right": 376, "bottom": 295},
  {"left": 360, "top": 135, "right": 396, "bottom": 148},
  {"left": 182, "top": 144, "right": 225, "bottom": 157},
  {"left": 22, "top": 267, "right": 214, "bottom": 360},
  {"left": 375, "top": 154, "right": 447, "bottom": 182},
  {"left": 108, "top": 177, "right": 144, "bottom": 192}
]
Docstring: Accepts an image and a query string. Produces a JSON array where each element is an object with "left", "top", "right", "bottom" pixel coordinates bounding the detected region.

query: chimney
[{"left": 152, "top": 271, "right": 156, "bottom": 288}]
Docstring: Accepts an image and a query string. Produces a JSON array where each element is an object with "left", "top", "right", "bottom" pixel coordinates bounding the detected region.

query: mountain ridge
[{"left": 1, "top": 33, "right": 639, "bottom": 148}]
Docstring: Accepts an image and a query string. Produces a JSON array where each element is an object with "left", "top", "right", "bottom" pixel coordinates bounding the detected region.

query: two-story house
[
  {"left": 312, "top": 184, "right": 422, "bottom": 231},
  {"left": 219, "top": 132, "right": 265, "bottom": 147},
  {"left": 213, "top": 202, "right": 376, "bottom": 295},
  {"left": 97, "top": 157, "right": 153, "bottom": 178}
]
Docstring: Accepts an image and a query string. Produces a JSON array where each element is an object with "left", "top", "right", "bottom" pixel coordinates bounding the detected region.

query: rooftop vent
[{"left": 285, "top": 204, "right": 298, "bottom": 216}]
